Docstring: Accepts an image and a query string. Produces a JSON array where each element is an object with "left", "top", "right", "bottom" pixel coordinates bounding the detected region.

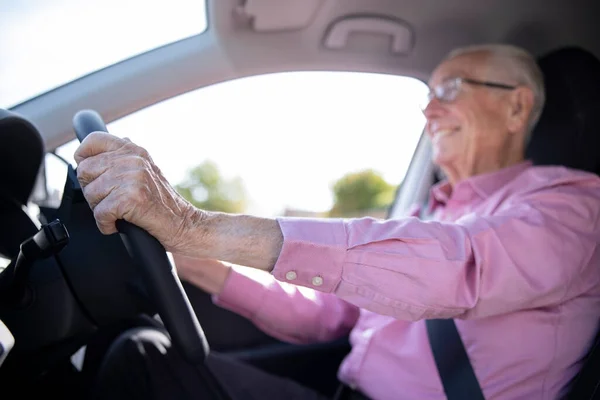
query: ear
[{"left": 507, "top": 86, "right": 535, "bottom": 134}]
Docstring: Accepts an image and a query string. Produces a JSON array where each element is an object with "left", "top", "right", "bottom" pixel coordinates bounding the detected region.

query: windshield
[
  {"left": 0, "top": 0, "right": 207, "bottom": 108},
  {"left": 47, "top": 72, "right": 428, "bottom": 217}
]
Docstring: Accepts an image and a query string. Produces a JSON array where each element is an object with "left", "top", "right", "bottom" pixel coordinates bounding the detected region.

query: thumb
[{"left": 74, "top": 131, "right": 127, "bottom": 164}]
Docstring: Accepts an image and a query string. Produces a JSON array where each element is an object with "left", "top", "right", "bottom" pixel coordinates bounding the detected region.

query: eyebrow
[
  {"left": 428, "top": 75, "right": 457, "bottom": 89},
  {"left": 428, "top": 67, "right": 473, "bottom": 88}
]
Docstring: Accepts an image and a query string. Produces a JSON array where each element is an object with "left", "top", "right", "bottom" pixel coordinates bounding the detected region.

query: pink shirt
[{"left": 214, "top": 161, "right": 600, "bottom": 400}]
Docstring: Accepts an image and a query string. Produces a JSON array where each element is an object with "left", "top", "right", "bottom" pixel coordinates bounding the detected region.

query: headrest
[
  {"left": 526, "top": 47, "right": 600, "bottom": 174},
  {"left": 0, "top": 109, "right": 44, "bottom": 205}
]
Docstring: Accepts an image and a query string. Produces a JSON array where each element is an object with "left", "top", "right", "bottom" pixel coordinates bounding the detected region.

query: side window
[{"left": 45, "top": 72, "right": 427, "bottom": 218}]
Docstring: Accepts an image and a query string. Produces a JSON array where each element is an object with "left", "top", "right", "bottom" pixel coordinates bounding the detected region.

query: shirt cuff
[{"left": 272, "top": 217, "right": 348, "bottom": 293}]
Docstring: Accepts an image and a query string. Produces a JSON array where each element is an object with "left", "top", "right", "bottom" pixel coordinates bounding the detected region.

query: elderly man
[{"left": 77, "top": 44, "right": 600, "bottom": 400}]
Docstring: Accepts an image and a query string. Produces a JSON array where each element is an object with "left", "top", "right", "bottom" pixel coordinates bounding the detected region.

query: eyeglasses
[{"left": 422, "top": 77, "right": 517, "bottom": 110}]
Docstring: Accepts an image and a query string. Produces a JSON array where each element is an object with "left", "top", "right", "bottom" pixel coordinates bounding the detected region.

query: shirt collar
[{"left": 430, "top": 160, "right": 533, "bottom": 208}]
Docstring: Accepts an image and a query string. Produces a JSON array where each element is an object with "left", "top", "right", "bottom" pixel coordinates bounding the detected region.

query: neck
[{"left": 443, "top": 142, "right": 526, "bottom": 187}]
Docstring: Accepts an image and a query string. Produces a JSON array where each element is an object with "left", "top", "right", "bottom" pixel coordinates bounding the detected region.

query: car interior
[{"left": 1, "top": 1, "right": 599, "bottom": 399}]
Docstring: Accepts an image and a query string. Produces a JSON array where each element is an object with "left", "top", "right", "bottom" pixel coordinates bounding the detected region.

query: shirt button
[
  {"left": 285, "top": 271, "right": 297, "bottom": 281},
  {"left": 312, "top": 276, "right": 324, "bottom": 286}
]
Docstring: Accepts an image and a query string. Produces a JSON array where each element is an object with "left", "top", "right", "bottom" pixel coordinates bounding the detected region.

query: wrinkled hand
[{"left": 74, "top": 132, "right": 201, "bottom": 253}]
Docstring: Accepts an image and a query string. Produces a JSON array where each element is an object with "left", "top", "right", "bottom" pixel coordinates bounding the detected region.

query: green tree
[
  {"left": 175, "top": 160, "right": 247, "bottom": 214},
  {"left": 328, "top": 169, "right": 396, "bottom": 217}
]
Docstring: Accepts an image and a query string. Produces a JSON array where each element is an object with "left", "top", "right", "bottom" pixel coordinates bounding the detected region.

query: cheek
[
  {"left": 470, "top": 96, "right": 507, "bottom": 127},
  {"left": 458, "top": 98, "right": 505, "bottom": 147},
  {"left": 430, "top": 104, "right": 470, "bottom": 163}
]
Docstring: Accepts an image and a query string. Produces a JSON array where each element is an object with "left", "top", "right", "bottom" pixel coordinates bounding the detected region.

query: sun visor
[{"left": 0, "top": 109, "right": 44, "bottom": 205}]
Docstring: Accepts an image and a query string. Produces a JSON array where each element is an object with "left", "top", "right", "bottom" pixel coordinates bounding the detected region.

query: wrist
[
  {"left": 173, "top": 210, "right": 284, "bottom": 272},
  {"left": 174, "top": 256, "right": 232, "bottom": 295},
  {"left": 168, "top": 206, "right": 208, "bottom": 255}
]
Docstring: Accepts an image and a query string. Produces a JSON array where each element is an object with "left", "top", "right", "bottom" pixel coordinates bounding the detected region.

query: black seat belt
[
  {"left": 417, "top": 201, "right": 485, "bottom": 399},
  {"left": 426, "top": 319, "right": 485, "bottom": 400}
]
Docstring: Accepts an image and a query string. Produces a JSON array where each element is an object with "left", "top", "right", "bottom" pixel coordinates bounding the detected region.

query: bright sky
[{"left": 1, "top": 0, "right": 428, "bottom": 217}]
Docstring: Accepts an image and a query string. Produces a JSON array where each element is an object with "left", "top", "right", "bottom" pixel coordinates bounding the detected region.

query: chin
[{"left": 432, "top": 148, "right": 456, "bottom": 167}]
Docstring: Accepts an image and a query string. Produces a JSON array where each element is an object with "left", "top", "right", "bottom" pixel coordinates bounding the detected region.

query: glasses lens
[
  {"left": 420, "top": 79, "right": 462, "bottom": 111},
  {"left": 440, "top": 79, "right": 460, "bottom": 102}
]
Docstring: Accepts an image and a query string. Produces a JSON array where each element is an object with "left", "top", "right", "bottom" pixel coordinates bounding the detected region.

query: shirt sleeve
[
  {"left": 271, "top": 187, "right": 600, "bottom": 320},
  {"left": 213, "top": 266, "right": 360, "bottom": 344}
]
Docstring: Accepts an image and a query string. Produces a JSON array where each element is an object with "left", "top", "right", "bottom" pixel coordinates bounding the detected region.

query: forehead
[{"left": 428, "top": 52, "right": 493, "bottom": 88}]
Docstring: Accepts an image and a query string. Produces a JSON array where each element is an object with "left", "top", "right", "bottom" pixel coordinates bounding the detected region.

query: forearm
[
  {"left": 174, "top": 254, "right": 359, "bottom": 344},
  {"left": 215, "top": 267, "right": 359, "bottom": 344},
  {"left": 181, "top": 210, "right": 283, "bottom": 273},
  {"left": 174, "top": 256, "right": 232, "bottom": 295}
]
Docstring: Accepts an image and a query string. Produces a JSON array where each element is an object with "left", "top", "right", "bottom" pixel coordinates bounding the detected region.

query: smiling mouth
[{"left": 431, "top": 128, "right": 458, "bottom": 141}]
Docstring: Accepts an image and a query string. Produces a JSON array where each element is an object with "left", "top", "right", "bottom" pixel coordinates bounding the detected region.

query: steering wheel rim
[{"left": 72, "top": 109, "right": 209, "bottom": 364}]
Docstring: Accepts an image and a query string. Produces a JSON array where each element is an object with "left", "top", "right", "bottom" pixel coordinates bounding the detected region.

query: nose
[
  {"left": 422, "top": 97, "right": 445, "bottom": 120},
  {"left": 422, "top": 98, "right": 448, "bottom": 136}
]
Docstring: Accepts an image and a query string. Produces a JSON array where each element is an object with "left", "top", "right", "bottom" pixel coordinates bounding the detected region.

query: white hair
[{"left": 445, "top": 44, "right": 546, "bottom": 143}]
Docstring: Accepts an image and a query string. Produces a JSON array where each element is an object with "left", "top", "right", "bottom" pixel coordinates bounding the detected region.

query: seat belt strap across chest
[
  {"left": 426, "top": 318, "right": 485, "bottom": 400},
  {"left": 419, "top": 202, "right": 485, "bottom": 399}
]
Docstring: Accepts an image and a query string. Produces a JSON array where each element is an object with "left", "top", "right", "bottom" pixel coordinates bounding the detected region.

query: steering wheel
[{"left": 72, "top": 110, "right": 209, "bottom": 365}]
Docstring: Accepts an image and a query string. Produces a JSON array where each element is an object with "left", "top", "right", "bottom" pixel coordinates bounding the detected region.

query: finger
[
  {"left": 84, "top": 160, "right": 151, "bottom": 208},
  {"left": 76, "top": 155, "right": 110, "bottom": 188},
  {"left": 91, "top": 182, "right": 143, "bottom": 235},
  {"left": 91, "top": 171, "right": 152, "bottom": 235},
  {"left": 76, "top": 151, "right": 148, "bottom": 188},
  {"left": 74, "top": 131, "right": 128, "bottom": 164},
  {"left": 92, "top": 195, "right": 120, "bottom": 235},
  {"left": 81, "top": 171, "right": 117, "bottom": 210},
  {"left": 122, "top": 140, "right": 153, "bottom": 163}
]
